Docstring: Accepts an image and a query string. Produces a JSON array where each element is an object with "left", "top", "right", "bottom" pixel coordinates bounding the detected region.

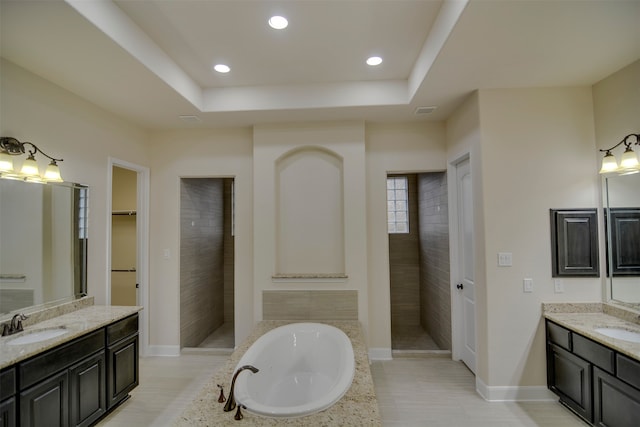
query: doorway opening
[
  {"left": 388, "top": 173, "right": 451, "bottom": 354},
  {"left": 179, "top": 178, "right": 234, "bottom": 351},
  {"left": 111, "top": 166, "right": 138, "bottom": 306},
  {"left": 108, "top": 159, "right": 149, "bottom": 356}
]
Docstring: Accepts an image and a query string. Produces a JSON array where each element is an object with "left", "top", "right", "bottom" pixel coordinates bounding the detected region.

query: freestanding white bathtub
[{"left": 233, "top": 322, "right": 355, "bottom": 418}]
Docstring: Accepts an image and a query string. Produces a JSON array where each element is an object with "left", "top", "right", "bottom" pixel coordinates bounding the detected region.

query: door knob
[{"left": 456, "top": 283, "right": 464, "bottom": 290}]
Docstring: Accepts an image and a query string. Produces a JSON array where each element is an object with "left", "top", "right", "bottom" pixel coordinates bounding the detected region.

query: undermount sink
[
  {"left": 594, "top": 327, "right": 640, "bottom": 343},
  {"left": 6, "top": 328, "right": 69, "bottom": 345}
]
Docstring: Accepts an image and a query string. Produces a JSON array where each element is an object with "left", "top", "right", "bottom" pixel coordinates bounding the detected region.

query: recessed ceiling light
[
  {"left": 214, "top": 64, "right": 231, "bottom": 73},
  {"left": 269, "top": 15, "right": 288, "bottom": 30},
  {"left": 366, "top": 56, "right": 383, "bottom": 66}
]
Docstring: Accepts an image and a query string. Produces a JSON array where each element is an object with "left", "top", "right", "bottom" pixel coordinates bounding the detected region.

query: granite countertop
[
  {"left": 0, "top": 305, "right": 142, "bottom": 369},
  {"left": 543, "top": 303, "right": 640, "bottom": 361},
  {"left": 174, "top": 320, "right": 382, "bottom": 426}
]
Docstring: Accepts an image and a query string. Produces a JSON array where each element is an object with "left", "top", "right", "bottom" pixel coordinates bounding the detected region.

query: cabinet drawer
[
  {"left": 107, "top": 314, "right": 138, "bottom": 346},
  {"left": 547, "top": 321, "right": 572, "bottom": 350},
  {"left": 572, "top": 333, "right": 615, "bottom": 373},
  {"left": 617, "top": 354, "right": 640, "bottom": 390},
  {"left": 0, "top": 367, "right": 16, "bottom": 401},
  {"left": 19, "top": 329, "right": 105, "bottom": 390}
]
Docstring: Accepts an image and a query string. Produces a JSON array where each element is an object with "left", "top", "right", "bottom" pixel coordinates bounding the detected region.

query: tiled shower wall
[
  {"left": 180, "top": 178, "right": 225, "bottom": 348},
  {"left": 418, "top": 172, "right": 451, "bottom": 350},
  {"left": 223, "top": 179, "right": 234, "bottom": 326},
  {"left": 389, "top": 174, "right": 421, "bottom": 328}
]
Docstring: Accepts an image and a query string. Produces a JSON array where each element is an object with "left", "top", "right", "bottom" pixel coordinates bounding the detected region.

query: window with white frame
[{"left": 387, "top": 176, "right": 409, "bottom": 233}]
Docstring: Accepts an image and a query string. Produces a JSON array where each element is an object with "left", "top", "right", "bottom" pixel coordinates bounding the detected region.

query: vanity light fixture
[
  {"left": 599, "top": 133, "right": 640, "bottom": 175},
  {"left": 0, "top": 136, "right": 63, "bottom": 182}
]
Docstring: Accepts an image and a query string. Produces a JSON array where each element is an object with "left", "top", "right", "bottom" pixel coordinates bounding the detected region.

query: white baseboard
[
  {"left": 476, "top": 377, "right": 556, "bottom": 401},
  {"left": 145, "top": 345, "right": 180, "bottom": 357},
  {"left": 369, "top": 347, "right": 393, "bottom": 360}
]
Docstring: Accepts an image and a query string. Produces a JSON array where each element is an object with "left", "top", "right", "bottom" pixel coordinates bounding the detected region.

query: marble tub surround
[
  {"left": 174, "top": 320, "right": 382, "bottom": 426},
  {"left": 0, "top": 304, "right": 141, "bottom": 368},
  {"left": 543, "top": 304, "right": 640, "bottom": 361}
]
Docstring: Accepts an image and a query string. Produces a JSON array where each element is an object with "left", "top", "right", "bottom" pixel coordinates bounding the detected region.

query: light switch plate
[
  {"left": 498, "top": 252, "right": 513, "bottom": 266},
  {"left": 554, "top": 279, "right": 564, "bottom": 293},
  {"left": 523, "top": 278, "right": 533, "bottom": 293}
]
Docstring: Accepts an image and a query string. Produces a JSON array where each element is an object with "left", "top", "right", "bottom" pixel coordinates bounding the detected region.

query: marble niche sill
[{"left": 272, "top": 273, "right": 349, "bottom": 283}]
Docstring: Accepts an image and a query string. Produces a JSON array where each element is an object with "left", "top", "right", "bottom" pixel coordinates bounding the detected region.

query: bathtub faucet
[{"left": 223, "top": 365, "right": 259, "bottom": 413}]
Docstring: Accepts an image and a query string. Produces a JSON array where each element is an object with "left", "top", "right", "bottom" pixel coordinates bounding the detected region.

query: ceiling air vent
[
  {"left": 179, "top": 115, "right": 202, "bottom": 123},
  {"left": 414, "top": 106, "right": 438, "bottom": 115}
]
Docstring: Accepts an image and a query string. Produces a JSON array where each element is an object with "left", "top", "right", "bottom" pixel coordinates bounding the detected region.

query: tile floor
[
  {"left": 197, "top": 322, "right": 234, "bottom": 349},
  {"left": 391, "top": 324, "right": 441, "bottom": 351},
  {"left": 98, "top": 353, "right": 586, "bottom": 427}
]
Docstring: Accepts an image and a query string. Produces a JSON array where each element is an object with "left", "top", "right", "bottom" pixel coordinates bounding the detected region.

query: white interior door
[{"left": 456, "top": 158, "right": 476, "bottom": 373}]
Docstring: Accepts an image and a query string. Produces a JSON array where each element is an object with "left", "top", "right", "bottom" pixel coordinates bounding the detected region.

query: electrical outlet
[
  {"left": 554, "top": 279, "right": 564, "bottom": 293},
  {"left": 523, "top": 278, "right": 533, "bottom": 293}
]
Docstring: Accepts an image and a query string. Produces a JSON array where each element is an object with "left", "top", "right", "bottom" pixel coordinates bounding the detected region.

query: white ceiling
[{"left": 1, "top": 0, "right": 638, "bottom": 130}]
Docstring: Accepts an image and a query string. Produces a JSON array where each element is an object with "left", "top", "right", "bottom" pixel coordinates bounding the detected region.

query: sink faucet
[
  {"left": 223, "top": 365, "right": 259, "bottom": 413},
  {"left": 1, "top": 313, "right": 28, "bottom": 336}
]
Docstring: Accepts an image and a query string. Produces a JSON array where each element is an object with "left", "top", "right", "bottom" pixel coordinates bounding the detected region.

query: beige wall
[
  {"left": 0, "top": 59, "right": 150, "bottom": 308},
  {"left": 4, "top": 55, "right": 637, "bottom": 395},
  {"left": 593, "top": 59, "right": 640, "bottom": 305},
  {"left": 445, "top": 92, "right": 488, "bottom": 379},
  {"left": 366, "top": 122, "right": 447, "bottom": 354},
  {"left": 148, "top": 128, "right": 253, "bottom": 349},
  {"left": 475, "top": 88, "right": 601, "bottom": 393},
  {"left": 593, "top": 60, "right": 639, "bottom": 151},
  {"left": 253, "top": 122, "right": 369, "bottom": 334}
]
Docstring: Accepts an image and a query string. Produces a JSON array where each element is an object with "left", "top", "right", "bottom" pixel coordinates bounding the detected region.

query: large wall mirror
[
  {"left": 604, "top": 172, "right": 640, "bottom": 307},
  {"left": 0, "top": 179, "right": 88, "bottom": 317}
]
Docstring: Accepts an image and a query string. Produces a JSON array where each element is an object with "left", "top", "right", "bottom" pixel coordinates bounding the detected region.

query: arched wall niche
[{"left": 275, "top": 146, "right": 345, "bottom": 275}]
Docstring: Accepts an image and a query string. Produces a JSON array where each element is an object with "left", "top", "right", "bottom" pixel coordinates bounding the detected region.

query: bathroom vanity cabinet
[
  {"left": 546, "top": 319, "right": 640, "bottom": 427},
  {"left": 1, "top": 366, "right": 16, "bottom": 426},
  {"left": 0, "top": 313, "right": 138, "bottom": 427}
]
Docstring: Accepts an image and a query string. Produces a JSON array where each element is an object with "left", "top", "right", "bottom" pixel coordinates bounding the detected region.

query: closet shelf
[{"left": 112, "top": 210, "right": 136, "bottom": 216}]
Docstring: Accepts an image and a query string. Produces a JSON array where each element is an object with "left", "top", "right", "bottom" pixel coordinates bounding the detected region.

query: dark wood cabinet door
[
  {"left": 20, "top": 370, "right": 68, "bottom": 427},
  {"left": 593, "top": 367, "right": 640, "bottom": 427},
  {"left": 69, "top": 352, "right": 106, "bottom": 427},
  {"left": 550, "top": 209, "right": 599, "bottom": 277},
  {"left": 107, "top": 333, "right": 138, "bottom": 409},
  {"left": 548, "top": 343, "right": 592, "bottom": 422},
  {"left": 0, "top": 398, "right": 16, "bottom": 427}
]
